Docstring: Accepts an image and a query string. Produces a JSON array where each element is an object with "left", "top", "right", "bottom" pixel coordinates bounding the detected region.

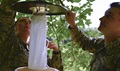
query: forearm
[
  {"left": 69, "top": 26, "right": 104, "bottom": 53},
  {"left": 48, "top": 51, "right": 63, "bottom": 71}
]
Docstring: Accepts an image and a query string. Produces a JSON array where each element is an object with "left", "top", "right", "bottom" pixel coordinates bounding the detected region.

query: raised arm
[{"left": 65, "top": 10, "right": 104, "bottom": 53}]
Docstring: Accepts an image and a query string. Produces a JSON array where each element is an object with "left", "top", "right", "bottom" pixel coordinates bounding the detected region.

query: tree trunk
[
  {"left": 0, "top": 0, "right": 28, "bottom": 71},
  {"left": 0, "top": 0, "right": 16, "bottom": 43}
]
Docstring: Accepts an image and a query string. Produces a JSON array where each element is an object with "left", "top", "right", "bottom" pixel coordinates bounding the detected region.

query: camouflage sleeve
[
  {"left": 0, "top": 25, "right": 28, "bottom": 71},
  {"left": 47, "top": 51, "right": 63, "bottom": 71},
  {"left": 116, "top": 58, "right": 120, "bottom": 71},
  {"left": 69, "top": 26, "right": 104, "bottom": 53},
  {"left": 0, "top": 22, "right": 6, "bottom": 44}
]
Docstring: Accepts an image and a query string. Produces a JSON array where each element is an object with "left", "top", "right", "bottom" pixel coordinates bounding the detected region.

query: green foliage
[
  {"left": 83, "top": 28, "right": 103, "bottom": 38},
  {"left": 15, "top": 12, "right": 32, "bottom": 20},
  {"left": 61, "top": 42, "right": 92, "bottom": 71},
  {"left": 14, "top": 0, "right": 98, "bottom": 71},
  {"left": 66, "top": 0, "right": 81, "bottom": 2}
]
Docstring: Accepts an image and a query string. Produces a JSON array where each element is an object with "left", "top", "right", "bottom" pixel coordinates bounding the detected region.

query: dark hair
[{"left": 110, "top": 2, "right": 120, "bottom": 8}]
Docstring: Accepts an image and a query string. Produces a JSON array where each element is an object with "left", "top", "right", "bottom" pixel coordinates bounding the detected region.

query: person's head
[
  {"left": 98, "top": 2, "right": 120, "bottom": 36},
  {"left": 15, "top": 17, "right": 31, "bottom": 37}
]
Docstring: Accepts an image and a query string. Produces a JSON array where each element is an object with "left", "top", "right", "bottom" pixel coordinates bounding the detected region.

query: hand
[
  {"left": 47, "top": 41, "right": 59, "bottom": 52},
  {"left": 65, "top": 10, "right": 76, "bottom": 28}
]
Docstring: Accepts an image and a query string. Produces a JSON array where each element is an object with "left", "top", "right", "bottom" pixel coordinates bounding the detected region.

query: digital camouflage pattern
[
  {"left": 48, "top": 52, "right": 63, "bottom": 71},
  {"left": 69, "top": 26, "right": 120, "bottom": 71}
]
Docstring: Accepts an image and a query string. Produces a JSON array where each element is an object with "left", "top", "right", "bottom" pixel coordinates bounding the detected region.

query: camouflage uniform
[
  {"left": 0, "top": 24, "right": 63, "bottom": 71},
  {"left": 69, "top": 26, "right": 120, "bottom": 71}
]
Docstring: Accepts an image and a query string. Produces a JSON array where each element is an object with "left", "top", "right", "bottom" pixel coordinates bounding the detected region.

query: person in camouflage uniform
[
  {"left": 65, "top": 2, "right": 120, "bottom": 71},
  {"left": 0, "top": 17, "right": 63, "bottom": 71},
  {"left": 14, "top": 17, "right": 63, "bottom": 71}
]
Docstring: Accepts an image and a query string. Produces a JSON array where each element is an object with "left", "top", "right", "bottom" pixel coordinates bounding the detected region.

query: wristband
[
  {"left": 68, "top": 25, "right": 76, "bottom": 29},
  {"left": 53, "top": 51, "right": 61, "bottom": 54}
]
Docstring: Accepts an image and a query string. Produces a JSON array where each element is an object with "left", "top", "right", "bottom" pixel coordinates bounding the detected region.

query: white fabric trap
[
  {"left": 15, "top": 15, "right": 59, "bottom": 71},
  {"left": 28, "top": 15, "right": 48, "bottom": 70}
]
